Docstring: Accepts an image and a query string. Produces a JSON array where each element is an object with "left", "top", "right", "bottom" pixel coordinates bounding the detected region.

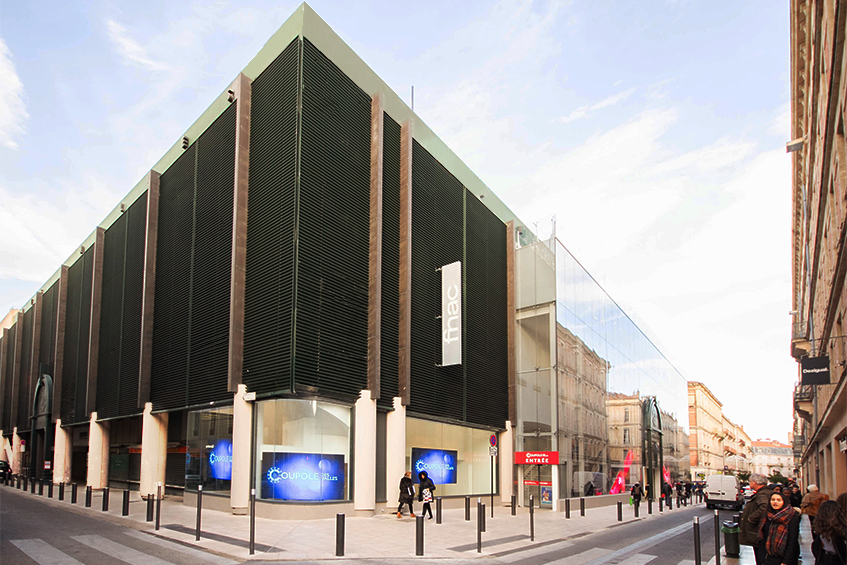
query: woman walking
[
  {"left": 397, "top": 471, "right": 416, "bottom": 518},
  {"left": 758, "top": 492, "right": 800, "bottom": 565},
  {"left": 811, "top": 500, "right": 847, "bottom": 565},
  {"left": 417, "top": 470, "right": 436, "bottom": 520}
]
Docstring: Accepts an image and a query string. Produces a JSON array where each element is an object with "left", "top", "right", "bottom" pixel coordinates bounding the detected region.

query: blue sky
[{"left": 0, "top": 1, "right": 792, "bottom": 441}]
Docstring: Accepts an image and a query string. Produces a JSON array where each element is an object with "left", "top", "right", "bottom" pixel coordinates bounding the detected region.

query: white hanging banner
[{"left": 441, "top": 261, "right": 462, "bottom": 366}]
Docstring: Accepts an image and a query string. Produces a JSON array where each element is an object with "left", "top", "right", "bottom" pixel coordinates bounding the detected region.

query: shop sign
[
  {"left": 412, "top": 447, "right": 458, "bottom": 484},
  {"left": 541, "top": 486, "right": 553, "bottom": 506},
  {"left": 801, "top": 355, "right": 830, "bottom": 385},
  {"left": 44, "top": 461, "right": 51, "bottom": 470},
  {"left": 441, "top": 261, "right": 462, "bottom": 366},
  {"left": 489, "top": 446, "right": 498, "bottom": 457},
  {"left": 515, "top": 451, "right": 559, "bottom": 465},
  {"left": 261, "top": 452, "right": 345, "bottom": 501},
  {"left": 523, "top": 480, "right": 552, "bottom": 486},
  {"left": 208, "top": 440, "right": 233, "bottom": 480},
  {"left": 840, "top": 438, "right": 846, "bottom": 453}
]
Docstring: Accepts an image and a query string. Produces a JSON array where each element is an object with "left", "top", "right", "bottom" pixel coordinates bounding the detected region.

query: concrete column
[
  {"left": 53, "top": 419, "right": 72, "bottom": 483},
  {"left": 231, "top": 384, "right": 252, "bottom": 515},
  {"left": 12, "top": 428, "right": 21, "bottom": 475},
  {"left": 354, "top": 389, "right": 377, "bottom": 514},
  {"left": 835, "top": 439, "right": 846, "bottom": 495},
  {"left": 87, "top": 413, "right": 109, "bottom": 489},
  {"left": 386, "top": 397, "right": 406, "bottom": 504},
  {"left": 140, "top": 403, "right": 168, "bottom": 499},
  {"left": 500, "top": 421, "right": 514, "bottom": 505}
]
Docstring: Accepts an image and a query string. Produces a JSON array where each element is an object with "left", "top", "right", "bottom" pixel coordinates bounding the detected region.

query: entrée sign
[{"left": 514, "top": 451, "right": 559, "bottom": 465}]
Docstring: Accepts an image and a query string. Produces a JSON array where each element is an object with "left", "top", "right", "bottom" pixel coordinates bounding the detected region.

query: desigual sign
[{"left": 514, "top": 451, "right": 559, "bottom": 465}]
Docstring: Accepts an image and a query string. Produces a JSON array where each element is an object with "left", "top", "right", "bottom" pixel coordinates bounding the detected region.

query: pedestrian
[
  {"left": 757, "top": 491, "right": 801, "bottom": 565},
  {"left": 397, "top": 471, "right": 416, "bottom": 519},
  {"left": 584, "top": 481, "right": 595, "bottom": 497},
  {"left": 631, "top": 482, "right": 643, "bottom": 511},
  {"left": 790, "top": 485, "right": 804, "bottom": 510},
  {"left": 811, "top": 500, "right": 847, "bottom": 565},
  {"left": 741, "top": 473, "right": 775, "bottom": 565},
  {"left": 417, "top": 470, "right": 436, "bottom": 520},
  {"left": 677, "top": 482, "right": 686, "bottom": 507},
  {"left": 802, "top": 485, "right": 830, "bottom": 535}
]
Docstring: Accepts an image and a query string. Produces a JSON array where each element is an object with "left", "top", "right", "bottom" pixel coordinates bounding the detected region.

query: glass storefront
[
  {"left": 255, "top": 399, "right": 351, "bottom": 502},
  {"left": 406, "top": 418, "right": 497, "bottom": 497},
  {"left": 185, "top": 406, "right": 234, "bottom": 493},
  {"left": 516, "top": 234, "right": 690, "bottom": 504}
]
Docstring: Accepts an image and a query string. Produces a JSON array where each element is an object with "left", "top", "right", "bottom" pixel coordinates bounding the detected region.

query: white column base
[
  {"left": 140, "top": 403, "right": 168, "bottom": 499},
  {"left": 53, "top": 420, "right": 72, "bottom": 484},
  {"left": 354, "top": 389, "right": 377, "bottom": 512},
  {"left": 87, "top": 413, "right": 109, "bottom": 489},
  {"left": 386, "top": 397, "right": 406, "bottom": 510},
  {"left": 231, "top": 384, "right": 252, "bottom": 515}
]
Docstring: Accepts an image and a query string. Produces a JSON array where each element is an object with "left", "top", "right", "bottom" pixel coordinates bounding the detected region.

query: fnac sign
[{"left": 514, "top": 451, "right": 559, "bottom": 465}]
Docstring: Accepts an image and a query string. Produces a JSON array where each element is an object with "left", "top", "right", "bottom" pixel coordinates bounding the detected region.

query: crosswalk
[
  {"left": 501, "top": 547, "right": 696, "bottom": 565},
  {"left": 8, "top": 532, "right": 238, "bottom": 565}
]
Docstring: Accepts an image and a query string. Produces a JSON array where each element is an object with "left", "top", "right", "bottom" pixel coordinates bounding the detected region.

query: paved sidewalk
[{"left": 2, "top": 484, "right": 700, "bottom": 561}]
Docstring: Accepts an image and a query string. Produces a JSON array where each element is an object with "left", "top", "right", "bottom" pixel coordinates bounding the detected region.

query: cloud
[
  {"left": 0, "top": 36, "right": 28, "bottom": 149},
  {"left": 106, "top": 20, "right": 170, "bottom": 71},
  {"left": 558, "top": 87, "right": 637, "bottom": 124}
]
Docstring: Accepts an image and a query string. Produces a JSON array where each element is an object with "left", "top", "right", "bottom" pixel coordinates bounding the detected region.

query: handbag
[{"left": 423, "top": 488, "right": 432, "bottom": 503}]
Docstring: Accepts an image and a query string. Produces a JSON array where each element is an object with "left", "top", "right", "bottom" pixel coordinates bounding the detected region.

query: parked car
[
  {"left": 0, "top": 460, "right": 10, "bottom": 481},
  {"left": 704, "top": 474, "right": 743, "bottom": 511}
]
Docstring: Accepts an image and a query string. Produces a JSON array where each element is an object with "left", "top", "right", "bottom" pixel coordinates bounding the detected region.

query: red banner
[{"left": 514, "top": 451, "right": 559, "bottom": 465}]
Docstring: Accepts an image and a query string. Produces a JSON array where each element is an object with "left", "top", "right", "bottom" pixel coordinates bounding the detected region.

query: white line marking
[
  {"left": 617, "top": 554, "right": 657, "bottom": 565},
  {"left": 124, "top": 530, "right": 238, "bottom": 565},
  {"left": 544, "top": 547, "right": 613, "bottom": 565},
  {"left": 583, "top": 521, "right": 693, "bottom": 565},
  {"left": 10, "top": 539, "right": 84, "bottom": 565},
  {"left": 71, "top": 534, "right": 174, "bottom": 564}
]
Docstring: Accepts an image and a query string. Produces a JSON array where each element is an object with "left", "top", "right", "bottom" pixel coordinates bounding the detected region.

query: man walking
[
  {"left": 630, "top": 482, "right": 643, "bottom": 513},
  {"left": 740, "top": 473, "right": 773, "bottom": 565}
]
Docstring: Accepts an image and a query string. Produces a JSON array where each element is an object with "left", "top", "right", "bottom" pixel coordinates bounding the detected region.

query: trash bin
[{"left": 721, "top": 521, "right": 741, "bottom": 558}]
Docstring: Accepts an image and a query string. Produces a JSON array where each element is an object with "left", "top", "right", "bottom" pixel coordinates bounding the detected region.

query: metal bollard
[
  {"left": 23, "top": 475, "right": 28, "bottom": 491},
  {"left": 436, "top": 497, "right": 442, "bottom": 524},
  {"left": 250, "top": 490, "right": 257, "bottom": 555},
  {"left": 48, "top": 482, "right": 53, "bottom": 498},
  {"left": 617, "top": 501, "right": 622, "bottom": 521},
  {"left": 529, "top": 495, "right": 535, "bottom": 542},
  {"left": 478, "top": 499, "right": 483, "bottom": 533},
  {"left": 38, "top": 479, "right": 44, "bottom": 496},
  {"left": 659, "top": 496, "right": 663, "bottom": 512},
  {"left": 122, "top": 489, "right": 130, "bottom": 516},
  {"left": 565, "top": 498, "right": 571, "bottom": 519},
  {"left": 648, "top": 497, "right": 652, "bottom": 514},
  {"left": 714, "top": 510, "right": 721, "bottom": 565},
  {"left": 146, "top": 493, "right": 154, "bottom": 521},
  {"left": 477, "top": 499, "right": 483, "bottom": 553},
  {"left": 85, "top": 485, "right": 92, "bottom": 507},
  {"left": 71, "top": 483, "right": 78, "bottom": 504},
  {"left": 635, "top": 500, "right": 639, "bottom": 518},
  {"left": 693, "top": 516, "right": 702, "bottom": 565},
  {"left": 335, "top": 513, "right": 344, "bottom": 557},
  {"left": 59, "top": 482, "right": 65, "bottom": 500},
  {"left": 465, "top": 496, "right": 471, "bottom": 521},
  {"left": 668, "top": 496, "right": 673, "bottom": 510},
  {"left": 481, "top": 503, "right": 486, "bottom": 532},
  {"left": 511, "top": 494, "right": 516, "bottom": 516},
  {"left": 195, "top": 485, "right": 203, "bottom": 541},
  {"left": 30, "top": 477, "right": 35, "bottom": 493},
  {"left": 416, "top": 515, "right": 424, "bottom": 556},
  {"left": 102, "top": 487, "right": 110, "bottom": 512},
  {"left": 580, "top": 497, "right": 585, "bottom": 516},
  {"left": 156, "top": 483, "right": 162, "bottom": 530}
]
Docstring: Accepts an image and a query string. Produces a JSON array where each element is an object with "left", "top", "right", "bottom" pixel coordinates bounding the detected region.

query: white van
[{"left": 704, "top": 474, "right": 742, "bottom": 510}]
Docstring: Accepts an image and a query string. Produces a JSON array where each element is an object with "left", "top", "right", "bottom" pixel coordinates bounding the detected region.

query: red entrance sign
[{"left": 514, "top": 451, "right": 559, "bottom": 465}]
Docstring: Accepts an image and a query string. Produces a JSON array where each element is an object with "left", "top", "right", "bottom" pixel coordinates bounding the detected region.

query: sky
[{"left": 0, "top": 1, "right": 794, "bottom": 442}]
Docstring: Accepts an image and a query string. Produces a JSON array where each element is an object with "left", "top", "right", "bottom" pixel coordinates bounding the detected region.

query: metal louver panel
[
  {"left": 409, "top": 140, "right": 464, "bottom": 422},
  {"left": 97, "top": 193, "right": 148, "bottom": 419},
  {"left": 2, "top": 325, "right": 15, "bottom": 430},
  {"left": 17, "top": 307, "right": 33, "bottom": 430},
  {"left": 296, "top": 39, "right": 370, "bottom": 399},
  {"left": 379, "top": 114, "right": 401, "bottom": 409},
  {"left": 151, "top": 104, "right": 236, "bottom": 410},
  {"left": 188, "top": 103, "right": 235, "bottom": 406},
  {"left": 243, "top": 38, "right": 300, "bottom": 395},
  {"left": 61, "top": 248, "right": 93, "bottom": 424},
  {"left": 39, "top": 282, "right": 59, "bottom": 374},
  {"left": 465, "top": 192, "right": 508, "bottom": 429}
]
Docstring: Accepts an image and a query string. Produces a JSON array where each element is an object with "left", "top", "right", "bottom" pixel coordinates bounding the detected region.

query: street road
[{"left": 0, "top": 488, "right": 239, "bottom": 564}]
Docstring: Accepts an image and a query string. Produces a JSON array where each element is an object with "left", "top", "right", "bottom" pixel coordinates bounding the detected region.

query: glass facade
[
  {"left": 516, "top": 236, "right": 689, "bottom": 504},
  {"left": 185, "top": 406, "right": 234, "bottom": 494},
  {"left": 406, "top": 418, "right": 497, "bottom": 497},
  {"left": 255, "top": 399, "right": 351, "bottom": 502}
]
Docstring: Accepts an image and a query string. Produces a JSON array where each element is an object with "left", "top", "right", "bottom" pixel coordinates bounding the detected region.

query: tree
[
  {"left": 767, "top": 470, "right": 789, "bottom": 485},
  {"left": 737, "top": 471, "right": 751, "bottom": 482}
]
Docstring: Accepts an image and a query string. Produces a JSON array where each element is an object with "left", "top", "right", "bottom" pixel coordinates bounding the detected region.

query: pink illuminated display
[{"left": 609, "top": 450, "right": 634, "bottom": 494}]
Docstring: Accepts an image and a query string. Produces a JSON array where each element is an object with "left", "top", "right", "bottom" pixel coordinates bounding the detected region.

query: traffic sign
[
  {"left": 489, "top": 434, "right": 497, "bottom": 447},
  {"left": 489, "top": 446, "right": 498, "bottom": 457}
]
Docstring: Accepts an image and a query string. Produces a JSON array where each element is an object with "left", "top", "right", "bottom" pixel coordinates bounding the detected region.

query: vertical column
[
  {"left": 231, "top": 384, "right": 252, "bottom": 515},
  {"left": 86, "top": 412, "right": 109, "bottom": 489},
  {"left": 398, "top": 121, "right": 412, "bottom": 405},
  {"left": 30, "top": 292, "right": 42, "bottom": 402},
  {"left": 139, "top": 403, "right": 168, "bottom": 499},
  {"left": 368, "top": 93, "right": 384, "bottom": 399},
  {"left": 386, "top": 397, "right": 407, "bottom": 502},
  {"left": 86, "top": 228, "right": 105, "bottom": 415},
  {"left": 228, "top": 73, "right": 252, "bottom": 392},
  {"left": 52, "top": 266, "right": 69, "bottom": 422},
  {"left": 0, "top": 328, "right": 7, "bottom": 425},
  {"left": 354, "top": 390, "right": 377, "bottom": 514},
  {"left": 506, "top": 221, "right": 517, "bottom": 425},
  {"left": 138, "top": 171, "right": 161, "bottom": 406},
  {"left": 12, "top": 428, "right": 21, "bottom": 475},
  {"left": 834, "top": 438, "right": 846, "bottom": 494},
  {"left": 10, "top": 312, "right": 22, "bottom": 428},
  {"left": 53, "top": 419, "right": 72, "bottom": 484},
  {"left": 500, "top": 422, "right": 514, "bottom": 505}
]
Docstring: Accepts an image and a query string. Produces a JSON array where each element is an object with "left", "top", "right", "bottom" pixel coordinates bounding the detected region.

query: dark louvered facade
[{"left": 1, "top": 6, "right": 514, "bottom": 509}]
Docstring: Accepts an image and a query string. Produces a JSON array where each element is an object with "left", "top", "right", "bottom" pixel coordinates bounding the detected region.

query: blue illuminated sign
[
  {"left": 261, "top": 452, "right": 345, "bottom": 501},
  {"left": 208, "top": 440, "right": 233, "bottom": 481},
  {"left": 411, "top": 448, "right": 457, "bottom": 484}
]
